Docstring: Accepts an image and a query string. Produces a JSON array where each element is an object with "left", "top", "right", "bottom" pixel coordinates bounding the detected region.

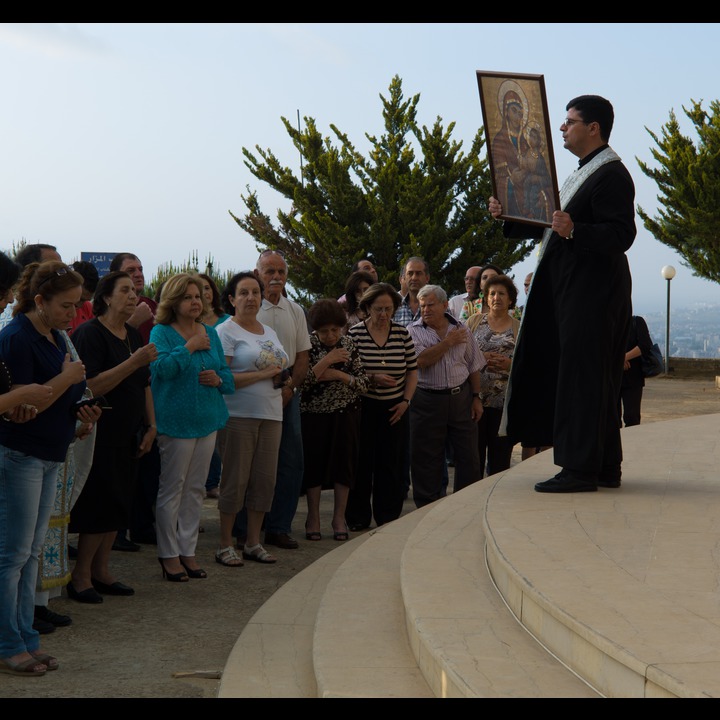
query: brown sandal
[
  {"left": 30, "top": 652, "right": 58, "bottom": 671},
  {"left": 0, "top": 656, "right": 47, "bottom": 676}
]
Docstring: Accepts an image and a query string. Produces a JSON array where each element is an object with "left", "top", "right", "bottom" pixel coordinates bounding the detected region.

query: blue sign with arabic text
[{"left": 81, "top": 252, "right": 117, "bottom": 278}]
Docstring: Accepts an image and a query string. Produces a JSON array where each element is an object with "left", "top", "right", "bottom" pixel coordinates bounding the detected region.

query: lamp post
[{"left": 661, "top": 265, "right": 676, "bottom": 374}]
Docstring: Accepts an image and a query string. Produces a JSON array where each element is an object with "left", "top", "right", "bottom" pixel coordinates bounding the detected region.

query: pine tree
[
  {"left": 230, "top": 76, "right": 536, "bottom": 303},
  {"left": 636, "top": 99, "right": 720, "bottom": 282}
]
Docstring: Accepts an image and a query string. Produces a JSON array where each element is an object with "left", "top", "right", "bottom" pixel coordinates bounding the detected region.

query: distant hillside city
[{"left": 644, "top": 305, "right": 720, "bottom": 359}]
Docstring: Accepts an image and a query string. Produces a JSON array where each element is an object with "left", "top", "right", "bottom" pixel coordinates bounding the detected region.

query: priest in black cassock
[{"left": 490, "top": 94, "right": 636, "bottom": 493}]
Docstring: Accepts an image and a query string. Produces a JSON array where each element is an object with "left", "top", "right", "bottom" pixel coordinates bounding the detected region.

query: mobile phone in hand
[{"left": 71, "top": 395, "right": 110, "bottom": 418}]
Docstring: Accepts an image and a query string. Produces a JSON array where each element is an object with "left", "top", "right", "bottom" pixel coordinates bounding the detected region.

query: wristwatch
[
  {"left": 565, "top": 225, "right": 575, "bottom": 240},
  {"left": 472, "top": 392, "right": 482, "bottom": 399}
]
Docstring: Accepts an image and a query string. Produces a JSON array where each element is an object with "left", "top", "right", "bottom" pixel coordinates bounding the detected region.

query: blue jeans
[
  {"left": 233, "top": 393, "right": 304, "bottom": 538},
  {"left": 0, "top": 447, "right": 60, "bottom": 656}
]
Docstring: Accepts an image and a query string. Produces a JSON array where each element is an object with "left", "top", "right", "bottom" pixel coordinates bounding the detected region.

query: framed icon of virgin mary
[{"left": 476, "top": 71, "right": 560, "bottom": 228}]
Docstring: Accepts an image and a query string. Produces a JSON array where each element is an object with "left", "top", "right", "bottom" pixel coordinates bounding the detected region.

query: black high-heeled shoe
[
  {"left": 179, "top": 558, "right": 207, "bottom": 579},
  {"left": 158, "top": 558, "right": 188, "bottom": 583}
]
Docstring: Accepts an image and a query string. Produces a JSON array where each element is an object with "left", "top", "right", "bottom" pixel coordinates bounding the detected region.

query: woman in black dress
[{"left": 68, "top": 272, "right": 158, "bottom": 603}]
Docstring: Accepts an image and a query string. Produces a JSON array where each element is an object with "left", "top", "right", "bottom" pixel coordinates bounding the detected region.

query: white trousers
[{"left": 155, "top": 433, "right": 217, "bottom": 559}]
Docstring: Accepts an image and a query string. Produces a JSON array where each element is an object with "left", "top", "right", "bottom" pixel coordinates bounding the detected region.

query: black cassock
[{"left": 503, "top": 147, "right": 636, "bottom": 475}]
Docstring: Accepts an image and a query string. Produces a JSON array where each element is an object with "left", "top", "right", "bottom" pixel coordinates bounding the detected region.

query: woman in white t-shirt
[{"left": 214, "top": 272, "right": 289, "bottom": 567}]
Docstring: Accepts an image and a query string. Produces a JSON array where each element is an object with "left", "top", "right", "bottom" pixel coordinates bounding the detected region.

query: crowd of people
[
  {"left": 0, "top": 92, "right": 643, "bottom": 679},
  {"left": 0, "top": 245, "right": 503, "bottom": 677}
]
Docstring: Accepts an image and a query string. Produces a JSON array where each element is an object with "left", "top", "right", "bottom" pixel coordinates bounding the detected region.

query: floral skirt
[{"left": 36, "top": 443, "right": 75, "bottom": 592}]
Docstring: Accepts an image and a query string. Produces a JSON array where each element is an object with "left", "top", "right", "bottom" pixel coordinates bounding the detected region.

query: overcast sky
[{"left": 1, "top": 22, "right": 717, "bottom": 314}]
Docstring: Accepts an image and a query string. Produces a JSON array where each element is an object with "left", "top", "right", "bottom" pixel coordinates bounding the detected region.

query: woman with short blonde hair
[{"left": 151, "top": 274, "right": 234, "bottom": 581}]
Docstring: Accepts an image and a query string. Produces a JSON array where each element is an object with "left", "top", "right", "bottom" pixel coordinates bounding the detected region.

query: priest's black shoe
[{"left": 534, "top": 470, "right": 598, "bottom": 493}]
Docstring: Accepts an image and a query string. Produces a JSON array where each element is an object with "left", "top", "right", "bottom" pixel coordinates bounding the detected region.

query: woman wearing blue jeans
[{"left": 0, "top": 260, "right": 98, "bottom": 677}]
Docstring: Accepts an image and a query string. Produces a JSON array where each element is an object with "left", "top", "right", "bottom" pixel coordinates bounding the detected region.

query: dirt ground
[{"left": 2, "top": 375, "right": 719, "bottom": 700}]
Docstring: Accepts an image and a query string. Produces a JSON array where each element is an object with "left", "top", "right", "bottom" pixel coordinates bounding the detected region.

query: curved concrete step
[
  {"left": 218, "top": 508, "right": 434, "bottom": 698},
  {"left": 400, "top": 477, "right": 598, "bottom": 697},
  {"left": 484, "top": 414, "right": 720, "bottom": 698},
  {"left": 218, "top": 535, "right": 370, "bottom": 698},
  {"left": 312, "top": 508, "right": 435, "bottom": 697}
]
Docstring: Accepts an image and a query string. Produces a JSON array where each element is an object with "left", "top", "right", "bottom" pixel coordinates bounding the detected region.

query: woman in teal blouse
[{"left": 150, "top": 273, "right": 234, "bottom": 582}]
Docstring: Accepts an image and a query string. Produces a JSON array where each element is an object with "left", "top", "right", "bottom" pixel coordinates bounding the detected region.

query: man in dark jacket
[
  {"left": 109, "top": 252, "right": 159, "bottom": 548},
  {"left": 489, "top": 95, "right": 636, "bottom": 492}
]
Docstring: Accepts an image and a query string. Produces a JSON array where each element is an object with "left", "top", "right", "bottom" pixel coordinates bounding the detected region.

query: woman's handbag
[{"left": 641, "top": 342, "right": 664, "bottom": 378}]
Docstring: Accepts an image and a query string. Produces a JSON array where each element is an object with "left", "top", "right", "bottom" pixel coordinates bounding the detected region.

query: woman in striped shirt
[{"left": 346, "top": 283, "right": 417, "bottom": 531}]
